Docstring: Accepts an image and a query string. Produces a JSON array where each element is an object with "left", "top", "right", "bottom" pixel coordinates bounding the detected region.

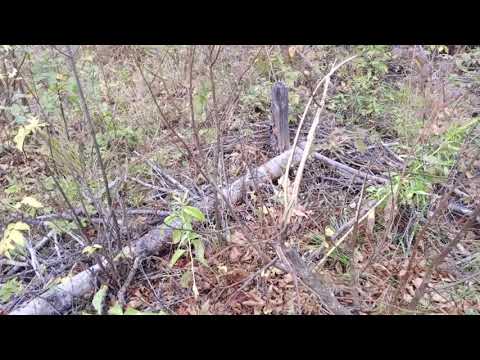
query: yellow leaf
[
  {"left": 13, "top": 117, "right": 46, "bottom": 152},
  {"left": 25, "top": 117, "right": 46, "bottom": 133},
  {"left": 14, "top": 127, "right": 27, "bottom": 151},
  {"left": 325, "top": 226, "right": 335, "bottom": 238},
  {"left": 82, "top": 244, "right": 103, "bottom": 255},
  {"left": 21, "top": 196, "right": 43, "bottom": 209},
  {"left": 288, "top": 46, "right": 296, "bottom": 58},
  {"left": 11, "top": 222, "right": 30, "bottom": 231},
  {"left": 60, "top": 275, "right": 73, "bottom": 285},
  {"left": 8, "top": 230, "right": 26, "bottom": 246},
  {"left": 0, "top": 222, "right": 29, "bottom": 258}
]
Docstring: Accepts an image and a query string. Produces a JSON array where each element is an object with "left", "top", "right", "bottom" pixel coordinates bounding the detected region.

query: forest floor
[{"left": 1, "top": 45, "right": 480, "bottom": 315}]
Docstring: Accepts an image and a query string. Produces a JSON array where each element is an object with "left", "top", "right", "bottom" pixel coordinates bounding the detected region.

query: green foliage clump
[
  {"left": 369, "top": 117, "right": 479, "bottom": 208},
  {"left": 0, "top": 278, "right": 23, "bottom": 303},
  {"left": 329, "top": 46, "right": 392, "bottom": 123},
  {"left": 163, "top": 194, "right": 207, "bottom": 298},
  {"left": 96, "top": 125, "right": 140, "bottom": 153}
]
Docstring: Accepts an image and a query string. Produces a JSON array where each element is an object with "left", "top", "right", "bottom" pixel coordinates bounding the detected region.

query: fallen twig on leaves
[{"left": 312, "top": 151, "right": 389, "bottom": 185}]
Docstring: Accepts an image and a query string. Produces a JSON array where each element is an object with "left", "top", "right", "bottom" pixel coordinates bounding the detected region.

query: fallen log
[
  {"left": 9, "top": 145, "right": 305, "bottom": 315},
  {"left": 221, "top": 145, "right": 303, "bottom": 205}
]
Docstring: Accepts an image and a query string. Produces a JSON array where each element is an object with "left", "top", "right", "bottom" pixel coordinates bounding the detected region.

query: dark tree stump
[{"left": 271, "top": 81, "right": 290, "bottom": 154}]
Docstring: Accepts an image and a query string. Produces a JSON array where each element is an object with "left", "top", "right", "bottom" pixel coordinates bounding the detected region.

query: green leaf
[
  {"left": 108, "top": 302, "right": 124, "bottom": 315},
  {"left": 0, "top": 222, "right": 29, "bottom": 258},
  {"left": 4, "top": 184, "right": 19, "bottom": 194},
  {"left": 163, "top": 214, "right": 177, "bottom": 226},
  {"left": 124, "top": 307, "right": 142, "bottom": 315},
  {"left": 0, "top": 278, "right": 23, "bottom": 303},
  {"left": 169, "top": 248, "right": 186, "bottom": 268},
  {"left": 124, "top": 307, "right": 144, "bottom": 315},
  {"left": 193, "top": 95, "right": 205, "bottom": 117},
  {"left": 354, "top": 138, "right": 367, "bottom": 154},
  {"left": 172, "top": 229, "right": 182, "bottom": 244},
  {"left": 191, "top": 238, "right": 207, "bottom": 266},
  {"left": 46, "top": 219, "right": 77, "bottom": 235},
  {"left": 180, "top": 270, "right": 192, "bottom": 288},
  {"left": 183, "top": 221, "right": 192, "bottom": 232},
  {"left": 82, "top": 244, "right": 103, "bottom": 255},
  {"left": 182, "top": 206, "right": 205, "bottom": 222},
  {"left": 92, "top": 285, "right": 108, "bottom": 315}
]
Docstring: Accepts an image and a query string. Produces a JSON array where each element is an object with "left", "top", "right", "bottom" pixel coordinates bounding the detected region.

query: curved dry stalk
[
  {"left": 282, "top": 55, "right": 357, "bottom": 207},
  {"left": 282, "top": 56, "right": 357, "bottom": 229}
]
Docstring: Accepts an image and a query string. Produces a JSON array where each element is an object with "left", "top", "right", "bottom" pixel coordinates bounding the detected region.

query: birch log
[{"left": 10, "top": 145, "right": 305, "bottom": 315}]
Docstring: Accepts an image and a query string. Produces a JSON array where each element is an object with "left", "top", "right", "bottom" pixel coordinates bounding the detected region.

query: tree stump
[{"left": 271, "top": 81, "right": 290, "bottom": 154}]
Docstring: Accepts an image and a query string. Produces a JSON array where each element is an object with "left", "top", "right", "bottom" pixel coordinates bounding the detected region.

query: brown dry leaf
[
  {"left": 249, "top": 290, "right": 264, "bottom": 303},
  {"left": 217, "top": 265, "right": 228, "bottom": 274},
  {"left": 229, "top": 231, "right": 247, "bottom": 245},
  {"left": 240, "top": 248, "right": 253, "bottom": 262},
  {"left": 242, "top": 300, "right": 265, "bottom": 307},
  {"left": 253, "top": 307, "right": 263, "bottom": 315},
  {"left": 226, "top": 269, "right": 248, "bottom": 284},
  {"left": 293, "top": 205, "right": 309, "bottom": 218},
  {"left": 373, "top": 263, "right": 390, "bottom": 276},
  {"left": 263, "top": 306, "right": 274, "bottom": 315},
  {"left": 199, "top": 300, "right": 211, "bottom": 315},
  {"left": 229, "top": 246, "right": 242, "bottom": 263},
  {"left": 430, "top": 292, "right": 447, "bottom": 303},
  {"left": 353, "top": 248, "right": 364, "bottom": 265},
  {"left": 243, "top": 290, "right": 266, "bottom": 312},
  {"left": 269, "top": 296, "right": 284, "bottom": 306},
  {"left": 187, "top": 304, "right": 199, "bottom": 315},
  {"left": 412, "top": 277, "right": 424, "bottom": 289},
  {"left": 127, "top": 299, "right": 143, "bottom": 309},
  {"left": 283, "top": 273, "right": 293, "bottom": 284}
]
